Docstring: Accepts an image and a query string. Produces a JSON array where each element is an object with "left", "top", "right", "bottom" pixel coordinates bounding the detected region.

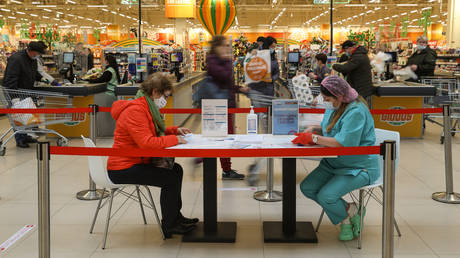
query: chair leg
[
  {"left": 144, "top": 186, "right": 165, "bottom": 240},
  {"left": 358, "top": 189, "right": 364, "bottom": 250},
  {"left": 102, "top": 189, "right": 116, "bottom": 250},
  {"left": 379, "top": 186, "right": 402, "bottom": 237},
  {"left": 90, "top": 187, "right": 106, "bottom": 234},
  {"left": 394, "top": 218, "right": 402, "bottom": 237},
  {"left": 136, "top": 186, "right": 147, "bottom": 225},
  {"left": 315, "top": 209, "right": 325, "bottom": 232}
]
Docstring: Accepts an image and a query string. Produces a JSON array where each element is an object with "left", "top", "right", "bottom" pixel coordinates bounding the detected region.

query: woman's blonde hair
[
  {"left": 140, "top": 72, "right": 174, "bottom": 96},
  {"left": 320, "top": 85, "right": 368, "bottom": 133}
]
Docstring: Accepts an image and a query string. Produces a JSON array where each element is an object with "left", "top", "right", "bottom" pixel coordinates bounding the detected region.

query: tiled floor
[{"left": 1, "top": 98, "right": 460, "bottom": 257}]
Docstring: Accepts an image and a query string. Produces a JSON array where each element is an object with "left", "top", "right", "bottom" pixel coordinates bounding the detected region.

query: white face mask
[
  {"left": 154, "top": 96, "right": 167, "bottom": 109},
  {"left": 323, "top": 101, "right": 337, "bottom": 110},
  {"left": 417, "top": 45, "right": 426, "bottom": 50}
]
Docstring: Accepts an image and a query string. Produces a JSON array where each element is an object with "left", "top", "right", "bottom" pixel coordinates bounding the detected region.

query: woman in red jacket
[{"left": 107, "top": 73, "right": 198, "bottom": 238}]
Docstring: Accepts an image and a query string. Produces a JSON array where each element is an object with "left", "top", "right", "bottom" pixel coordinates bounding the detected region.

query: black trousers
[{"left": 108, "top": 163, "right": 184, "bottom": 228}]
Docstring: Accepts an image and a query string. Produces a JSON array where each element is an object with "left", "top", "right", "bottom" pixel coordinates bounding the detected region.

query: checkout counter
[
  {"left": 372, "top": 81, "right": 436, "bottom": 138},
  {"left": 32, "top": 72, "right": 206, "bottom": 138}
]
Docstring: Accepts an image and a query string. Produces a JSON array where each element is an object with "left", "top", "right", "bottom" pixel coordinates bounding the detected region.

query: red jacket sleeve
[
  {"left": 165, "top": 126, "right": 178, "bottom": 135},
  {"left": 121, "top": 106, "right": 178, "bottom": 149}
]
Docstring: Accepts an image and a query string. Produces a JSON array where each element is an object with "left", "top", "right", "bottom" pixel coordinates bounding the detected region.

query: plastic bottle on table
[{"left": 247, "top": 106, "right": 258, "bottom": 134}]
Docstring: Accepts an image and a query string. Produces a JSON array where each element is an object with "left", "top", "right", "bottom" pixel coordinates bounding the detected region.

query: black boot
[{"left": 163, "top": 223, "right": 196, "bottom": 238}]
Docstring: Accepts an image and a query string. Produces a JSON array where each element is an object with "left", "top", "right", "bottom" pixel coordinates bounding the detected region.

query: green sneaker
[
  {"left": 338, "top": 223, "right": 354, "bottom": 241},
  {"left": 350, "top": 207, "right": 366, "bottom": 238}
]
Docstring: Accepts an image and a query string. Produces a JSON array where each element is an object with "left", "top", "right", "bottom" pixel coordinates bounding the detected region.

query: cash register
[
  {"left": 287, "top": 52, "right": 300, "bottom": 79},
  {"left": 59, "top": 52, "right": 76, "bottom": 83}
]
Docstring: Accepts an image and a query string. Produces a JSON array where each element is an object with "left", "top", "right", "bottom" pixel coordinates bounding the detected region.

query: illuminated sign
[{"left": 165, "top": 0, "right": 196, "bottom": 18}]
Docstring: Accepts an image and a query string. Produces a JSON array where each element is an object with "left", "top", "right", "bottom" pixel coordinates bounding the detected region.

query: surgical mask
[
  {"left": 154, "top": 96, "right": 167, "bottom": 109},
  {"left": 323, "top": 101, "right": 337, "bottom": 110},
  {"left": 417, "top": 45, "right": 426, "bottom": 50},
  {"left": 270, "top": 48, "right": 275, "bottom": 54}
]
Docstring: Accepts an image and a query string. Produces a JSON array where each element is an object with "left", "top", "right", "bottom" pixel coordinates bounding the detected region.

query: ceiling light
[
  {"left": 43, "top": 8, "right": 52, "bottom": 12},
  {"left": 81, "top": 26, "right": 92, "bottom": 29},
  {"left": 52, "top": 18, "right": 59, "bottom": 20},
  {"left": 1, "top": 8, "right": 11, "bottom": 12},
  {"left": 10, "top": 0, "right": 22, "bottom": 4},
  {"left": 88, "top": 5, "right": 108, "bottom": 8},
  {"left": 102, "top": 8, "right": 109, "bottom": 12},
  {"left": 392, "top": 15, "right": 398, "bottom": 18},
  {"left": 16, "top": 11, "right": 25, "bottom": 14},
  {"left": 421, "top": 7, "right": 432, "bottom": 10},
  {"left": 384, "top": 17, "right": 389, "bottom": 20},
  {"left": 431, "top": 15, "right": 438, "bottom": 18},
  {"left": 37, "top": 5, "right": 56, "bottom": 7},
  {"left": 359, "top": 13, "right": 365, "bottom": 16},
  {"left": 110, "top": 11, "right": 117, "bottom": 14},
  {"left": 401, "top": 12, "right": 407, "bottom": 15},
  {"left": 30, "top": 13, "right": 37, "bottom": 16},
  {"left": 42, "top": 15, "right": 49, "bottom": 18},
  {"left": 7, "top": 16, "right": 15, "bottom": 19},
  {"left": 345, "top": 4, "right": 365, "bottom": 7},
  {"left": 366, "top": 10, "right": 372, "bottom": 13},
  {"left": 66, "top": 0, "right": 76, "bottom": 4},
  {"left": 374, "top": 7, "right": 381, "bottom": 10},
  {"left": 412, "top": 18, "right": 418, "bottom": 21},
  {"left": 410, "top": 10, "right": 418, "bottom": 13},
  {"left": 377, "top": 18, "right": 383, "bottom": 21},
  {"left": 31, "top": 1, "right": 40, "bottom": 3},
  {"left": 119, "top": 14, "right": 125, "bottom": 17},
  {"left": 63, "top": 19, "right": 69, "bottom": 23},
  {"left": 397, "top": 4, "right": 418, "bottom": 7},
  {"left": 67, "top": 14, "right": 74, "bottom": 16}
]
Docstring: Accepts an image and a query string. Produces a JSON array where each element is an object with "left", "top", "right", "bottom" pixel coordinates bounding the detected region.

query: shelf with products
[{"left": 434, "top": 54, "right": 460, "bottom": 75}]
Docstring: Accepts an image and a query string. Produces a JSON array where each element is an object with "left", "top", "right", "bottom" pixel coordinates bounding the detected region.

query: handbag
[{"left": 151, "top": 157, "right": 175, "bottom": 169}]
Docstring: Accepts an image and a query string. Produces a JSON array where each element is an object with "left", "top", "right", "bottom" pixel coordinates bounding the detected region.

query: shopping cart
[
  {"left": 0, "top": 87, "right": 71, "bottom": 155},
  {"left": 421, "top": 77, "right": 459, "bottom": 143}
]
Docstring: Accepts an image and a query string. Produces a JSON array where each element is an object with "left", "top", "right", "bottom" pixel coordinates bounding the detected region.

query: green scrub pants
[{"left": 300, "top": 166, "right": 370, "bottom": 225}]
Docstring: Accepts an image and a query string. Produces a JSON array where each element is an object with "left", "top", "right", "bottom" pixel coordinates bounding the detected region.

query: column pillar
[
  {"left": 174, "top": 19, "right": 188, "bottom": 46},
  {"left": 447, "top": 0, "right": 460, "bottom": 48}
]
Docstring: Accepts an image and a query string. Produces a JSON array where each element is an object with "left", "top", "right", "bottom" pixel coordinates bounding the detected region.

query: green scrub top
[
  {"left": 319, "top": 100, "right": 379, "bottom": 183},
  {"left": 106, "top": 67, "right": 118, "bottom": 97}
]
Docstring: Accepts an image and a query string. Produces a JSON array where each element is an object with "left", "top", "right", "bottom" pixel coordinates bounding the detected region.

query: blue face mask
[
  {"left": 270, "top": 48, "right": 275, "bottom": 54},
  {"left": 323, "top": 101, "right": 337, "bottom": 110}
]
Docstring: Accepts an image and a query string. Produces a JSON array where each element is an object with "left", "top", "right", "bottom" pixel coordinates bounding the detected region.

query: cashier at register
[
  {"left": 85, "top": 54, "right": 120, "bottom": 96},
  {"left": 395, "top": 35, "right": 437, "bottom": 80},
  {"left": 308, "top": 53, "right": 330, "bottom": 83},
  {"left": 293, "top": 76, "right": 378, "bottom": 242}
]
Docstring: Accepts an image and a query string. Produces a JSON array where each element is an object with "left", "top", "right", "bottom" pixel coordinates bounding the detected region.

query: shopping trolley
[
  {"left": 0, "top": 87, "right": 71, "bottom": 155},
  {"left": 421, "top": 77, "right": 459, "bottom": 143}
]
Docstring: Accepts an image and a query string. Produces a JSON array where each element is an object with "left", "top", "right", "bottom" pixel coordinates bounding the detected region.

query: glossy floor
[{"left": 0, "top": 102, "right": 460, "bottom": 258}]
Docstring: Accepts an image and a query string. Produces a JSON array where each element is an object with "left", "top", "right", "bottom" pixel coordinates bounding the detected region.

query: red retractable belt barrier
[
  {"left": 50, "top": 145, "right": 381, "bottom": 158},
  {"left": 0, "top": 107, "right": 443, "bottom": 115}
]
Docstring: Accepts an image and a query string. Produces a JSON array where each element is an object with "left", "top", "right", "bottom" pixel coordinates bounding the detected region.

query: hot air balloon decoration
[{"left": 197, "top": 0, "right": 236, "bottom": 36}]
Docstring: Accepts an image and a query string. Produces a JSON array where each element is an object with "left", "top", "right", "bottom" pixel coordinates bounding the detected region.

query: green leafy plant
[{"left": 418, "top": 9, "right": 432, "bottom": 36}]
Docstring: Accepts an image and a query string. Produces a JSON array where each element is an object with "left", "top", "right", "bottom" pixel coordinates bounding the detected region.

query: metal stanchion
[
  {"left": 382, "top": 140, "right": 396, "bottom": 258},
  {"left": 254, "top": 105, "right": 282, "bottom": 202},
  {"left": 76, "top": 104, "right": 109, "bottom": 201},
  {"left": 37, "top": 141, "right": 50, "bottom": 258},
  {"left": 432, "top": 104, "right": 460, "bottom": 203}
]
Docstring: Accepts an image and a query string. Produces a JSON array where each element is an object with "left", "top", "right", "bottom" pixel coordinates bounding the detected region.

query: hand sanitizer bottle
[{"left": 247, "top": 106, "right": 258, "bottom": 134}]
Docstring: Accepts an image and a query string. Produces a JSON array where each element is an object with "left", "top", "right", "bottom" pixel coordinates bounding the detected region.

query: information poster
[
  {"left": 272, "top": 99, "right": 299, "bottom": 135},
  {"left": 136, "top": 57, "right": 147, "bottom": 72},
  {"left": 201, "top": 99, "right": 228, "bottom": 137}
]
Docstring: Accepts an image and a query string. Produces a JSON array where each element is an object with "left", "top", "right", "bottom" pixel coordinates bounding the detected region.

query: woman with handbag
[
  {"left": 205, "top": 35, "right": 249, "bottom": 180},
  {"left": 107, "top": 72, "right": 198, "bottom": 238}
]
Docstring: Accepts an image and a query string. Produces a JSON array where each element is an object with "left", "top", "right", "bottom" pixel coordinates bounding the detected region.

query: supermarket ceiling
[{"left": 0, "top": 0, "right": 449, "bottom": 30}]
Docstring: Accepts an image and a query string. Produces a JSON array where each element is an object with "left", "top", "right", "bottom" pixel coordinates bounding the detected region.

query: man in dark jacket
[
  {"left": 332, "top": 40, "right": 375, "bottom": 98},
  {"left": 404, "top": 35, "right": 437, "bottom": 80},
  {"left": 3, "top": 41, "right": 47, "bottom": 148}
]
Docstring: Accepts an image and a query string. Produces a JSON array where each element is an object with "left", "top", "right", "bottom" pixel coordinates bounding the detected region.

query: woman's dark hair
[
  {"left": 256, "top": 36, "right": 265, "bottom": 43},
  {"left": 262, "top": 36, "right": 277, "bottom": 50},
  {"left": 105, "top": 54, "right": 121, "bottom": 83},
  {"left": 140, "top": 72, "right": 174, "bottom": 96},
  {"left": 315, "top": 53, "right": 327, "bottom": 64},
  {"left": 209, "top": 35, "right": 227, "bottom": 55}
]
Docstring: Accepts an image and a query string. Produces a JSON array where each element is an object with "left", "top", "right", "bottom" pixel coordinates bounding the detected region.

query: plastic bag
[
  {"left": 244, "top": 50, "right": 272, "bottom": 84},
  {"left": 11, "top": 97, "right": 41, "bottom": 126}
]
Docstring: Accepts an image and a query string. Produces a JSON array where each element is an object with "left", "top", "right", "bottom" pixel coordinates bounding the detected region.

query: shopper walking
[
  {"left": 107, "top": 73, "right": 198, "bottom": 238},
  {"left": 206, "top": 35, "right": 248, "bottom": 180},
  {"left": 294, "top": 76, "right": 379, "bottom": 241},
  {"left": 332, "top": 40, "right": 375, "bottom": 98},
  {"left": 2, "top": 41, "right": 47, "bottom": 148}
]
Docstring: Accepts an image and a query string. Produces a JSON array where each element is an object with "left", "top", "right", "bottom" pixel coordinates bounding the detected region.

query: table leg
[
  {"left": 182, "top": 158, "right": 237, "bottom": 243},
  {"left": 263, "top": 158, "right": 318, "bottom": 243}
]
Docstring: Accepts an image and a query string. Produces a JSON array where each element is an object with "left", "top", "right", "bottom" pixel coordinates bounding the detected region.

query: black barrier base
[
  {"left": 263, "top": 221, "right": 318, "bottom": 243},
  {"left": 182, "top": 222, "right": 237, "bottom": 243}
]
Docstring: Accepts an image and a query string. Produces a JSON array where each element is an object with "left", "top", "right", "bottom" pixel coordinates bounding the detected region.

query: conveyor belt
[
  {"left": 34, "top": 83, "right": 107, "bottom": 96},
  {"left": 375, "top": 82, "right": 437, "bottom": 97}
]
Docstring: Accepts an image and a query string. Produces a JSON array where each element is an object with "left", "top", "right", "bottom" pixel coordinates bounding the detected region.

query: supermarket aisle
[{"left": 0, "top": 101, "right": 460, "bottom": 258}]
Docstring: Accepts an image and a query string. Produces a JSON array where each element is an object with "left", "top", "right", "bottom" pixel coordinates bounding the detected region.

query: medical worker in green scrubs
[{"left": 292, "top": 75, "right": 379, "bottom": 241}]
